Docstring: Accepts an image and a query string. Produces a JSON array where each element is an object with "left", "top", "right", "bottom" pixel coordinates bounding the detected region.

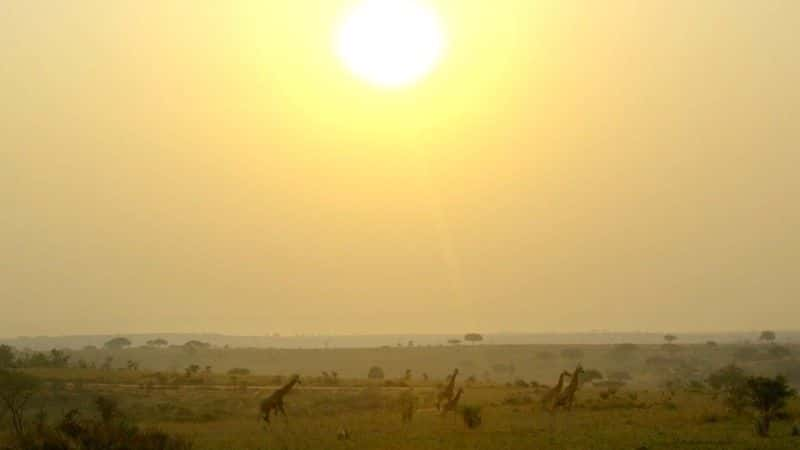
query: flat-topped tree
[
  {"left": 103, "top": 337, "right": 131, "bottom": 351},
  {"left": 464, "top": 333, "right": 483, "bottom": 345},
  {"left": 146, "top": 338, "right": 168, "bottom": 347},
  {"left": 759, "top": 330, "right": 776, "bottom": 343}
]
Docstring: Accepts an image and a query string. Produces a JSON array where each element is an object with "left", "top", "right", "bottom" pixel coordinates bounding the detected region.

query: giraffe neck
[
  {"left": 556, "top": 373, "right": 567, "bottom": 389},
  {"left": 446, "top": 371, "right": 457, "bottom": 390},
  {"left": 565, "top": 374, "right": 579, "bottom": 392},
  {"left": 278, "top": 378, "right": 298, "bottom": 396}
]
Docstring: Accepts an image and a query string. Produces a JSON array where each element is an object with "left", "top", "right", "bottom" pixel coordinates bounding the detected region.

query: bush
[
  {"left": 368, "top": 366, "right": 385, "bottom": 380},
  {"left": 0, "top": 370, "right": 42, "bottom": 439},
  {"left": 11, "top": 399, "right": 193, "bottom": 450},
  {"left": 460, "top": 405, "right": 482, "bottom": 429},
  {"left": 707, "top": 364, "right": 749, "bottom": 415},
  {"left": 746, "top": 375, "right": 796, "bottom": 437}
]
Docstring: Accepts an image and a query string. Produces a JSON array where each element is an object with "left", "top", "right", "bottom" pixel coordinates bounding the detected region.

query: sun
[{"left": 336, "top": 0, "right": 446, "bottom": 89}]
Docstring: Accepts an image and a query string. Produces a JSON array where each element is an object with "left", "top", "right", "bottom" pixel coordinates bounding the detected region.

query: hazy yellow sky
[{"left": 2, "top": 1, "right": 798, "bottom": 337}]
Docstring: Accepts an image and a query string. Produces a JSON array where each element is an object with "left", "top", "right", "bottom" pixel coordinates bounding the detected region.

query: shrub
[
  {"left": 368, "top": 366, "right": 385, "bottom": 380},
  {"left": 707, "top": 364, "right": 749, "bottom": 415},
  {"left": 14, "top": 398, "right": 193, "bottom": 450},
  {"left": 460, "top": 405, "right": 482, "bottom": 429},
  {"left": 0, "top": 370, "right": 42, "bottom": 439},
  {"left": 746, "top": 375, "right": 796, "bottom": 437}
]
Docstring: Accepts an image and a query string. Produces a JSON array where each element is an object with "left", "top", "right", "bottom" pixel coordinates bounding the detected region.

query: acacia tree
[
  {"left": 759, "top": 330, "right": 776, "bottom": 343},
  {"left": 0, "top": 345, "right": 14, "bottom": 369},
  {"left": 747, "top": 375, "right": 795, "bottom": 436},
  {"left": 146, "top": 338, "right": 168, "bottom": 347},
  {"left": 103, "top": 337, "right": 132, "bottom": 351},
  {"left": 464, "top": 333, "right": 484, "bottom": 345},
  {"left": 0, "top": 370, "right": 42, "bottom": 439},
  {"left": 663, "top": 334, "right": 678, "bottom": 344}
]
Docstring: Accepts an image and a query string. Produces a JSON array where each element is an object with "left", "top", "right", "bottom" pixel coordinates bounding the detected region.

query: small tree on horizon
[
  {"left": 103, "top": 337, "right": 132, "bottom": 351},
  {"left": 663, "top": 334, "right": 678, "bottom": 344},
  {"left": 146, "top": 338, "right": 168, "bottom": 347},
  {"left": 759, "top": 330, "right": 776, "bottom": 343},
  {"left": 464, "top": 333, "right": 484, "bottom": 345}
]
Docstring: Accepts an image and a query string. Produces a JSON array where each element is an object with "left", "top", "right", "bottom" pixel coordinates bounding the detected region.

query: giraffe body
[
  {"left": 259, "top": 375, "right": 300, "bottom": 424},
  {"left": 436, "top": 369, "right": 459, "bottom": 410},
  {"left": 541, "top": 370, "right": 571, "bottom": 410},
  {"left": 440, "top": 388, "right": 464, "bottom": 416},
  {"left": 553, "top": 365, "right": 584, "bottom": 412}
]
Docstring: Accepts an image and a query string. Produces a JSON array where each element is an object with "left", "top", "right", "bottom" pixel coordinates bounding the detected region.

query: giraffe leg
[{"left": 277, "top": 402, "right": 289, "bottom": 424}]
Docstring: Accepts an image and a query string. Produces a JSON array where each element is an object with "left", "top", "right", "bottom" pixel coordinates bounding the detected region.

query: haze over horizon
[{"left": 3, "top": 1, "right": 799, "bottom": 338}]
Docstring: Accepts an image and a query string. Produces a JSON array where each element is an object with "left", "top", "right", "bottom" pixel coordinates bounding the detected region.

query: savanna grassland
[{"left": 3, "top": 341, "right": 800, "bottom": 449}]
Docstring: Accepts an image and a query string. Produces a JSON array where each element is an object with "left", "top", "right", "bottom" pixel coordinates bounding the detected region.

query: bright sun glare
[{"left": 336, "top": 0, "right": 446, "bottom": 89}]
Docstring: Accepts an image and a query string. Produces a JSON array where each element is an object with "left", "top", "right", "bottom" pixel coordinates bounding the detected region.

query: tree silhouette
[
  {"left": 0, "top": 370, "right": 41, "bottom": 439},
  {"left": 103, "top": 337, "right": 131, "bottom": 351},
  {"left": 464, "top": 333, "right": 484, "bottom": 345},
  {"left": 146, "top": 338, "right": 168, "bottom": 347},
  {"left": 747, "top": 375, "right": 795, "bottom": 436},
  {"left": 0, "top": 345, "right": 14, "bottom": 369},
  {"left": 759, "top": 330, "right": 776, "bottom": 343},
  {"left": 368, "top": 366, "right": 385, "bottom": 380}
]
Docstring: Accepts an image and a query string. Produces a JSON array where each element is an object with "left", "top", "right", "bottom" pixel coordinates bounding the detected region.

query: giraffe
[
  {"left": 259, "top": 374, "right": 301, "bottom": 425},
  {"left": 552, "top": 365, "right": 584, "bottom": 412},
  {"left": 440, "top": 388, "right": 464, "bottom": 416},
  {"left": 540, "top": 370, "right": 571, "bottom": 410},
  {"left": 436, "top": 368, "right": 459, "bottom": 410}
]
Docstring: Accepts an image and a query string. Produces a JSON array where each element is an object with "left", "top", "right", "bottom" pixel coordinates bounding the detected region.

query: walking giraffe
[
  {"left": 436, "top": 368, "right": 459, "bottom": 410},
  {"left": 541, "top": 370, "right": 571, "bottom": 411},
  {"left": 440, "top": 387, "right": 464, "bottom": 416},
  {"left": 259, "top": 374, "right": 301, "bottom": 425},
  {"left": 552, "top": 365, "right": 584, "bottom": 412}
]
